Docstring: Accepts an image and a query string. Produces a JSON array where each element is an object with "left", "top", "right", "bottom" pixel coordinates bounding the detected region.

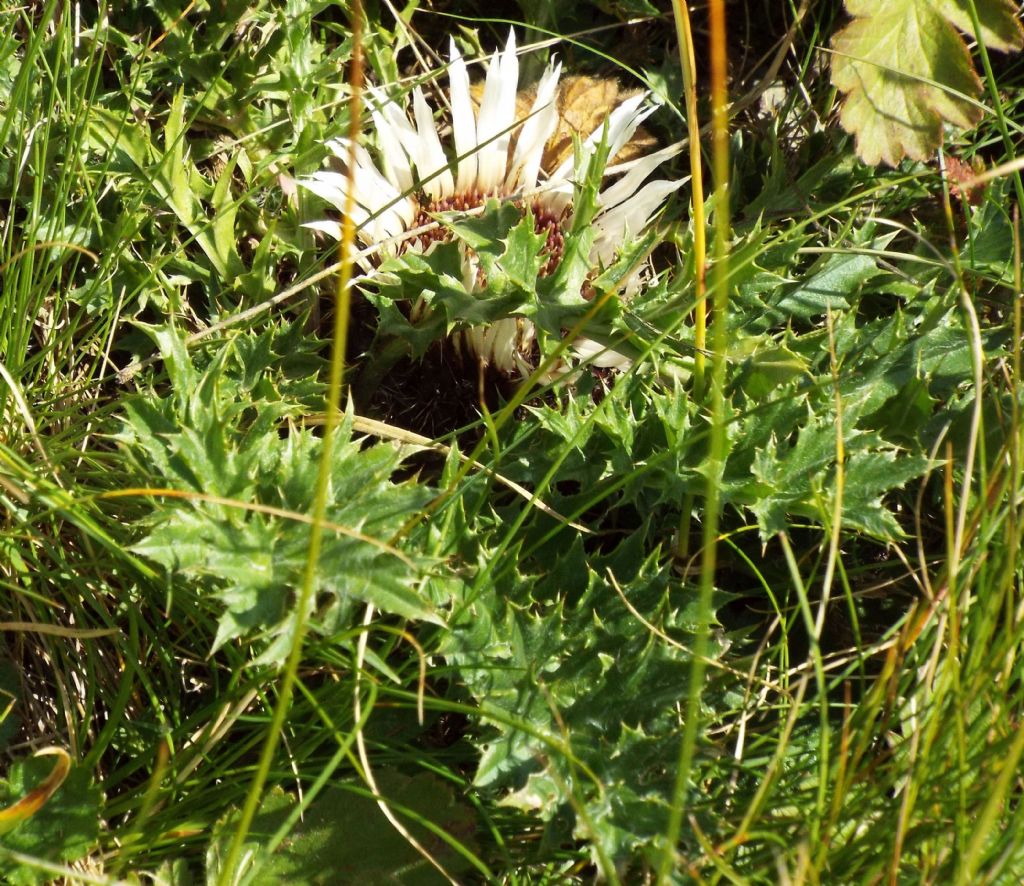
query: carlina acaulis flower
[{"left": 299, "top": 30, "right": 684, "bottom": 377}]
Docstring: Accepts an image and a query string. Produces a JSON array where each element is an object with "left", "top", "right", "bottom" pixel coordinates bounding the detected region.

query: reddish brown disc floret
[{"left": 409, "top": 192, "right": 568, "bottom": 278}]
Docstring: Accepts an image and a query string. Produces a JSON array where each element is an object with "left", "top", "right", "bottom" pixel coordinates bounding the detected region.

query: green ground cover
[{"left": 1, "top": 0, "right": 1024, "bottom": 882}]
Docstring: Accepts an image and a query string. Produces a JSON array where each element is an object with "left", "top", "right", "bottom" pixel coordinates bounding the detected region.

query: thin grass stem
[
  {"left": 659, "top": 0, "right": 731, "bottom": 878},
  {"left": 672, "top": 0, "right": 705, "bottom": 562},
  {"left": 216, "top": 4, "right": 364, "bottom": 882}
]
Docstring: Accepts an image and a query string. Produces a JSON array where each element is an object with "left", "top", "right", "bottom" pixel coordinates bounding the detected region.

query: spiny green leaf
[
  {"left": 209, "top": 151, "right": 245, "bottom": 281},
  {"left": 122, "top": 326, "right": 443, "bottom": 664},
  {"left": 446, "top": 200, "right": 547, "bottom": 313},
  {"left": 732, "top": 339, "right": 811, "bottom": 400},
  {"left": 841, "top": 448, "right": 931, "bottom": 537},
  {"left": 442, "top": 532, "right": 731, "bottom": 862},
  {"left": 774, "top": 247, "right": 886, "bottom": 319},
  {"left": 443, "top": 198, "right": 522, "bottom": 255},
  {"left": 88, "top": 96, "right": 238, "bottom": 280},
  {"left": 748, "top": 422, "right": 928, "bottom": 539}
]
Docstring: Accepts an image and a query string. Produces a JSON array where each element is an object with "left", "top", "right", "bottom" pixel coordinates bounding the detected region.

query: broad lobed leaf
[{"left": 831, "top": 0, "right": 1023, "bottom": 166}]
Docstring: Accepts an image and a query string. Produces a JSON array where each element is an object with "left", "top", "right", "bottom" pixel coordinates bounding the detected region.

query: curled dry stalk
[{"left": 353, "top": 604, "right": 459, "bottom": 885}]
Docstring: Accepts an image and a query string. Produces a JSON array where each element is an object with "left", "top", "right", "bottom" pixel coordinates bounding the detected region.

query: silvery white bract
[{"left": 299, "top": 31, "right": 683, "bottom": 377}]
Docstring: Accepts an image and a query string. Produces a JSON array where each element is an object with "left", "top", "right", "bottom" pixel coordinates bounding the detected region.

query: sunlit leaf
[
  {"left": 0, "top": 754, "right": 100, "bottom": 885},
  {"left": 0, "top": 748, "right": 70, "bottom": 836},
  {"left": 831, "top": 0, "right": 1023, "bottom": 166}
]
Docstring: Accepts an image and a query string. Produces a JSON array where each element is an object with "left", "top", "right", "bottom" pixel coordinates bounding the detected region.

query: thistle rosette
[{"left": 299, "top": 31, "right": 683, "bottom": 377}]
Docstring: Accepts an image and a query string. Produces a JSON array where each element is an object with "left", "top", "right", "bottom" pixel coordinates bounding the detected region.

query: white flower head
[{"left": 299, "top": 31, "right": 684, "bottom": 377}]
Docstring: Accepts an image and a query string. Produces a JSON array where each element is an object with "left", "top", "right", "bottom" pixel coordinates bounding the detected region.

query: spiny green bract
[{"left": 118, "top": 325, "right": 444, "bottom": 667}]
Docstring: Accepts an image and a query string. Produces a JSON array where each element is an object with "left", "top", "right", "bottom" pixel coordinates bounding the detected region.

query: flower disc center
[{"left": 412, "top": 194, "right": 567, "bottom": 277}]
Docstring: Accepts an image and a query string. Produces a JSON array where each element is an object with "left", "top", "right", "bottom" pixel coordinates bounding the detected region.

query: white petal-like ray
[
  {"left": 508, "top": 60, "right": 562, "bottom": 192},
  {"left": 592, "top": 177, "right": 684, "bottom": 262},
  {"left": 298, "top": 170, "right": 351, "bottom": 212},
  {"left": 488, "top": 317, "right": 519, "bottom": 373},
  {"left": 299, "top": 171, "right": 391, "bottom": 243},
  {"left": 302, "top": 219, "right": 345, "bottom": 240},
  {"left": 324, "top": 140, "right": 395, "bottom": 206},
  {"left": 460, "top": 248, "right": 481, "bottom": 293},
  {"left": 381, "top": 100, "right": 422, "bottom": 189},
  {"left": 301, "top": 29, "right": 685, "bottom": 378},
  {"left": 598, "top": 142, "right": 683, "bottom": 212},
  {"left": 323, "top": 138, "right": 417, "bottom": 231},
  {"left": 540, "top": 178, "right": 575, "bottom": 216},
  {"left": 448, "top": 39, "right": 479, "bottom": 193},
  {"left": 572, "top": 336, "right": 633, "bottom": 370},
  {"left": 549, "top": 94, "right": 652, "bottom": 182},
  {"left": 602, "top": 98, "right": 655, "bottom": 161},
  {"left": 367, "top": 88, "right": 415, "bottom": 193},
  {"left": 475, "top": 31, "right": 519, "bottom": 193},
  {"left": 412, "top": 88, "right": 455, "bottom": 199},
  {"left": 298, "top": 178, "right": 402, "bottom": 248},
  {"left": 461, "top": 326, "right": 486, "bottom": 364}
]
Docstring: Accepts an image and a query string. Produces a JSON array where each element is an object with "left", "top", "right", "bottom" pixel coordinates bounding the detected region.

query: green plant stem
[
  {"left": 216, "top": 6, "right": 363, "bottom": 883},
  {"left": 963, "top": 0, "right": 1024, "bottom": 211},
  {"left": 659, "top": 0, "right": 730, "bottom": 879},
  {"left": 1010, "top": 207, "right": 1022, "bottom": 620},
  {"left": 960, "top": 208, "right": 1024, "bottom": 881},
  {"left": 672, "top": 0, "right": 707, "bottom": 395},
  {"left": 778, "top": 531, "right": 830, "bottom": 849},
  {"left": 672, "top": 0, "right": 707, "bottom": 562},
  {"left": 939, "top": 147, "right": 984, "bottom": 876}
]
